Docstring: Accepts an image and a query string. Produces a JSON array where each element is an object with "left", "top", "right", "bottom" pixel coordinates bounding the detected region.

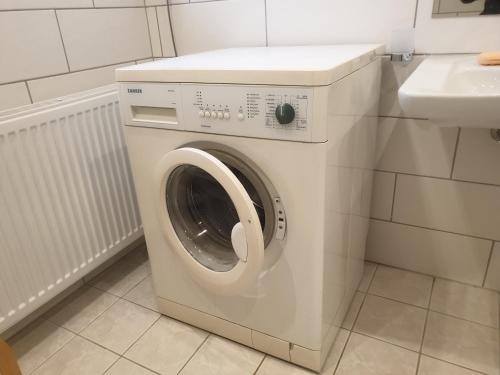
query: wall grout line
[
  {"left": 449, "top": 127, "right": 462, "bottom": 179},
  {"left": 143, "top": 6, "right": 156, "bottom": 59},
  {"left": 24, "top": 81, "right": 33, "bottom": 104},
  {"left": 155, "top": 7, "right": 165, "bottom": 57},
  {"left": 374, "top": 168, "right": 500, "bottom": 189},
  {"left": 482, "top": 241, "right": 495, "bottom": 287},
  {"left": 1, "top": 58, "right": 145, "bottom": 87},
  {"left": 413, "top": 0, "right": 420, "bottom": 28},
  {"left": 53, "top": 10, "right": 71, "bottom": 73},
  {"left": 371, "top": 217, "right": 498, "bottom": 243},
  {"left": 0, "top": 6, "right": 150, "bottom": 11},
  {"left": 263, "top": 0, "right": 268, "bottom": 47},
  {"left": 167, "top": 4, "right": 178, "bottom": 56},
  {"left": 389, "top": 173, "right": 398, "bottom": 220}
]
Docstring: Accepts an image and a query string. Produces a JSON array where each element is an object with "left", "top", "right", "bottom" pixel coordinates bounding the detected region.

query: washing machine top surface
[{"left": 116, "top": 45, "right": 383, "bottom": 86}]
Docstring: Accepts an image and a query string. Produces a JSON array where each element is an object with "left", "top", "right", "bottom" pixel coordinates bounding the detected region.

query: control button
[
  {"left": 204, "top": 111, "right": 211, "bottom": 118},
  {"left": 237, "top": 112, "right": 244, "bottom": 121},
  {"left": 211, "top": 111, "right": 217, "bottom": 119},
  {"left": 198, "top": 110, "right": 205, "bottom": 118},
  {"left": 223, "top": 112, "right": 230, "bottom": 120},
  {"left": 275, "top": 103, "right": 295, "bottom": 125},
  {"left": 217, "top": 111, "right": 224, "bottom": 119}
]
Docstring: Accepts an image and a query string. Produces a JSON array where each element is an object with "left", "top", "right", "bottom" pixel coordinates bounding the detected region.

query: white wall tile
[
  {"left": 379, "top": 56, "right": 426, "bottom": 117},
  {"left": 167, "top": 0, "right": 187, "bottom": 4},
  {"left": 146, "top": 7, "right": 163, "bottom": 57},
  {"left": 170, "top": 0, "right": 266, "bottom": 56},
  {"left": 366, "top": 220, "right": 492, "bottom": 286},
  {"left": 27, "top": 62, "right": 132, "bottom": 102},
  {"left": 0, "top": 10, "right": 68, "bottom": 83},
  {"left": 453, "top": 128, "right": 500, "bottom": 186},
  {"left": 371, "top": 171, "right": 396, "bottom": 221},
  {"left": 57, "top": 8, "right": 152, "bottom": 71},
  {"left": 376, "top": 118, "right": 458, "bottom": 178},
  {"left": 0, "top": 0, "right": 92, "bottom": 10},
  {"left": 0, "top": 83, "right": 31, "bottom": 111},
  {"left": 393, "top": 175, "right": 500, "bottom": 240},
  {"left": 484, "top": 242, "right": 500, "bottom": 292},
  {"left": 157, "top": 6, "right": 176, "bottom": 57},
  {"left": 415, "top": 0, "right": 500, "bottom": 53},
  {"left": 94, "top": 0, "right": 144, "bottom": 7},
  {"left": 148, "top": 0, "right": 167, "bottom": 4},
  {"left": 266, "top": 0, "right": 417, "bottom": 52}
]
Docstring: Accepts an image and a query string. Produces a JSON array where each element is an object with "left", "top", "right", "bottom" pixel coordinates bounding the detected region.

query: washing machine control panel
[
  {"left": 119, "top": 83, "right": 315, "bottom": 141},
  {"left": 181, "top": 84, "right": 314, "bottom": 141}
]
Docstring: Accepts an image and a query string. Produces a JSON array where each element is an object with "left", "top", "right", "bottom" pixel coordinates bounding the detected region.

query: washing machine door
[{"left": 156, "top": 147, "right": 266, "bottom": 295}]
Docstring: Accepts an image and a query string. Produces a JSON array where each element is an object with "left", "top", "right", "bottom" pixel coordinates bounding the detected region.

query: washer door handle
[{"left": 231, "top": 222, "right": 248, "bottom": 262}]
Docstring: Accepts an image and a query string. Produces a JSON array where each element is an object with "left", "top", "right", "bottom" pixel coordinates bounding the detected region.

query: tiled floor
[{"left": 7, "top": 245, "right": 500, "bottom": 375}]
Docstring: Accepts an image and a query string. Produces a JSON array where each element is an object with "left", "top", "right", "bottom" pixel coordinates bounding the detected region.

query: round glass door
[{"left": 165, "top": 150, "right": 274, "bottom": 272}]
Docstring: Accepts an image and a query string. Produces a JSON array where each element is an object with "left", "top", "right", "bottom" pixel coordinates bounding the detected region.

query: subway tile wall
[{"left": 0, "top": 0, "right": 175, "bottom": 110}]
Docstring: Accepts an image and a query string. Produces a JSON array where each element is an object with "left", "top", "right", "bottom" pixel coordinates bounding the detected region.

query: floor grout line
[
  {"left": 252, "top": 354, "right": 266, "bottom": 375},
  {"left": 16, "top": 257, "right": 499, "bottom": 375},
  {"left": 176, "top": 334, "right": 210, "bottom": 374}
]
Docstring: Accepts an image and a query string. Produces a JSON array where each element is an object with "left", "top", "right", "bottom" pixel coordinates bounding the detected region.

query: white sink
[{"left": 398, "top": 55, "right": 500, "bottom": 128}]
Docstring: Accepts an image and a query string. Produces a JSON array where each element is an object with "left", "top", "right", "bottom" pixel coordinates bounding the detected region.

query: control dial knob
[{"left": 275, "top": 103, "right": 295, "bottom": 125}]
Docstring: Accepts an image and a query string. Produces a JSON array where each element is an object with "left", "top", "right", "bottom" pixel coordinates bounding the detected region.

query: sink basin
[{"left": 398, "top": 55, "right": 500, "bottom": 128}]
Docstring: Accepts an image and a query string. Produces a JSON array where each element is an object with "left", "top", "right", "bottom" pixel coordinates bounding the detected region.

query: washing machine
[{"left": 116, "top": 45, "right": 382, "bottom": 371}]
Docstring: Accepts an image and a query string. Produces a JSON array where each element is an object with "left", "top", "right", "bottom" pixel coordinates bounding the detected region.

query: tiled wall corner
[
  {"left": 146, "top": 7, "right": 163, "bottom": 57},
  {"left": 156, "top": 6, "right": 176, "bottom": 57},
  {"left": 169, "top": 0, "right": 266, "bottom": 56}
]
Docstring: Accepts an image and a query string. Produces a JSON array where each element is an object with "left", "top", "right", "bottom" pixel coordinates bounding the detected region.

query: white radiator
[{"left": 0, "top": 86, "right": 143, "bottom": 332}]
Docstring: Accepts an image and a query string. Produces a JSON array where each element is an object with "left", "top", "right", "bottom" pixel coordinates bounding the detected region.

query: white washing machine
[{"left": 116, "top": 45, "right": 382, "bottom": 371}]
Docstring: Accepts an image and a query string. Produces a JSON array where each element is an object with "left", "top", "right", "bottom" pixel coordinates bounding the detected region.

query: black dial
[{"left": 275, "top": 103, "right": 295, "bottom": 125}]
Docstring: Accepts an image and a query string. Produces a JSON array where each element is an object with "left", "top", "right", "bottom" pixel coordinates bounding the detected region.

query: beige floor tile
[
  {"left": 418, "top": 355, "right": 482, "bottom": 375},
  {"left": 256, "top": 356, "right": 314, "bottom": 375},
  {"left": 87, "top": 247, "right": 151, "bottom": 297},
  {"left": 422, "top": 312, "right": 499, "bottom": 374},
  {"left": 369, "top": 265, "right": 433, "bottom": 307},
  {"left": 321, "top": 328, "right": 350, "bottom": 374},
  {"left": 342, "top": 292, "right": 365, "bottom": 330},
  {"left": 31, "top": 336, "right": 118, "bottom": 375},
  {"left": 45, "top": 285, "right": 118, "bottom": 333},
  {"left": 354, "top": 294, "right": 427, "bottom": 351},
  {"left": 125, "top": 316, "right": 208, "bottom": 375},
  {"left": 81, "top": 299, "right": 159, "bottom": 354},
  {"left": 336, "top": 332, "right": 419, "bottom": 375},
  {"left": 104, "top": 358, "right": 156, "bottom": 375},
  {"left": 180, "top": 335, "right": 264, "bottom": 375},
  {"left": 430, "top": 279, "right": 499, "bottom": 328},
  {"left": 358, "top": 262, "right": 377, "bottom": 292},
  {"left": 123, "top": 275, "right": 159, "bottom": 312},
  {"left": 9, "top": 319, "right": 75, "bottom": 375}
]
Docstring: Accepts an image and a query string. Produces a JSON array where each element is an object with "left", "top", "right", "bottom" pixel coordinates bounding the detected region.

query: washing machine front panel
[{"left": 155, "top": 147, "right": 270, "bottom": 295}]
